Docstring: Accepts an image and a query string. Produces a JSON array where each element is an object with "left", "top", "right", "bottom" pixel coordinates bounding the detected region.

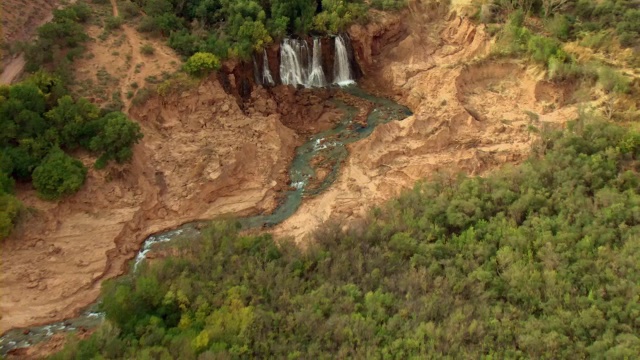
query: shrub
[
  {"left": 141, "top": 43, "right": 155, "bottom": 55},
  {"left": 545, "top": 14, "right": 572, "bottom": 41},
  {"left": 120, "top": 1, "right": 141, "bottom": 19},
  {"left": 131, "top": 88, "right": 152, "bottom": 106},
  {"left": 597, "top": 66, "right": 630, "bottom": 94},
  {"left": 183, "top": 52, "right": 221, "bottom": 77},
  {"left": 370, "top": 0, "right": 406, "bottom": 11},
  {"left": 32, "top": 148, "right": 87, "bottom": 200},
  {"left": 105, "top": 16, "right": 124, "bottom": 31},
  {"left": 579, "top": 31, "right": 611, "bottom": 50},
  {"left": 0, "top": 192, "right": 21, "bottom": 241},
  {"left": 0, "top": 172, "right": 15, "bottom": 194},
  {"left": 618, "top": 31, "right": 635, "bottom": 48},
  {"left": 168, "top": 30, "right": 201, "bottom": 57},
  {"left": 527, "top": 35, "right": 564, "bottom": 64}
]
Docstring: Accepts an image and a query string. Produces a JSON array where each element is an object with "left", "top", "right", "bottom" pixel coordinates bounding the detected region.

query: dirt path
[
  {"left": 109, "top": 0, "right": 179, "bottom": 112},
  {"left": 0, "top": 54, "right": 26, "bottom": 84}
]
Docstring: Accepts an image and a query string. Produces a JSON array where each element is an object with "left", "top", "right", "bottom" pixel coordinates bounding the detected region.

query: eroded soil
[{"left": 272, "top": 11, "right": 578, "bottom": 241}]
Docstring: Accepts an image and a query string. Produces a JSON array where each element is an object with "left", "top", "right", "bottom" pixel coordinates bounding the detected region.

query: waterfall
[
  {"left": 279, "top": 38, "right": 326, "bottom": 88},
  {"left": 280, "top": 38, "right": 308, "bottom": 87},
  {"left": 252, "top": 56, "right": 262, "bottom": 85},
  {"left": 333, "top": 34, "right": 354, "bottom": 86},
  {"left": 262, "top": 49, "right": 275, "bottom": 86},
  {"left": 307, "top": 38, "right": 327, "bottom": 87},
  {"left": 277, "top": 35, "right": 355, "bottom": 88}
]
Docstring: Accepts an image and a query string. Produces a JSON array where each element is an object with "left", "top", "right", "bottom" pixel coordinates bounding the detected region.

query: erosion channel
[{"left": 0, "top": 84, "right": 412, "bottom": 355}]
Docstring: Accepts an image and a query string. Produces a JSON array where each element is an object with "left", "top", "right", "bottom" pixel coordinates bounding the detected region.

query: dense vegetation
[
  {"left": 484, "top": 0, "right": 640, "bottom": 45},
  {"left": 484, "top": 0, "right": 640, "bottom": 61},
  {"left": 120, "top": 0, "right": 403, "bottom": 60},
  {"left": 51, "top": 120, "right": 640, "bottom": 359},
  {"left": 0, "top": 73, "right": 142, "bottom": 240},
  {"left": 24, "top": 3, "right": 92, "bottom": 82}
]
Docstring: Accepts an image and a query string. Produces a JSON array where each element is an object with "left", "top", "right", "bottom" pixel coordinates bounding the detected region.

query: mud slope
[
  {"left": 0, "top": 74, "right": 348, "bottom": 334},
  {"left": 273, "top": 11, "right": 578, "bottom": 240}
]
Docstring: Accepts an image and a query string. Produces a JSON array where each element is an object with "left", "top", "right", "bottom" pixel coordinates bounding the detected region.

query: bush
[
  {"left": 104, "top": 16, "right": 124, "bottom": 31},
  {"left": 618, "top": 31, "right": 635, "bottom": 48},
  {"left": 527, "top": 35, "right": 565, "bottom": 64},
  {"left": 183, "top": 52, "right": 221, "bottom": 77},
  {"left": 168, "top": 30, "right": 201, "bottom": 57},
  {"left": 141, "top": 43, "right": 155, "bottom": 55},
  {"left": 545, "top": 14, "right": 572, "bottom": 41},
  {"left": 0, "top": 192, "right": 21, "bottom": 241},
  {"left": 32, "top": 148, "right": 87, "bottom": 200},
  {"left": 370, "top": 0, "right": 406, "bottom": 11},
  {"left": 597, "top": 66, "right": 630, "bottom": 93},
  {"left": 120, "top": 1, "right": 141, "bottom": 19},
  {"left": 579, "top": 31, "right": 611, "bottom": 50}
]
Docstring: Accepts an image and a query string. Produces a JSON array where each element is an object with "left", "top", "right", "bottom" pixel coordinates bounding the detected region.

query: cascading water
[
  {"left": 333, "top": 34, "right": 355, "bottom": 86},
  {"left": 280, "top": 38, "right": 309, "bottom": 87},
  {"left": 279, "top": 38, "right": 327, "bottom": 88},
  {"left": 262, "top": 49, "right": 275, "bottom": 86},
  {"left": 277, "top": 34, "right": 355, "bottom": 88},
  {"left": 307, "top": 38, "right": 327, "bottom": 87}
]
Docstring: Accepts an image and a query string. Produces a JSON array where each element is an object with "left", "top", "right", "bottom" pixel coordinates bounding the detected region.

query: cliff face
[{"left": 272, "top": 3, "right": 579, "bottom": 241}]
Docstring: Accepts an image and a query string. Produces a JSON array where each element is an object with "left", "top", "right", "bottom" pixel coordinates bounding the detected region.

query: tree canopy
[
  {"left": 0, "top": 74, "right": 143, "bottom": 240},
  {"left": 51, "top": 120, "right": 640, "bottom": 359},
  {"left": 133, "top": 0, "right": 369, "bottom": 59}
]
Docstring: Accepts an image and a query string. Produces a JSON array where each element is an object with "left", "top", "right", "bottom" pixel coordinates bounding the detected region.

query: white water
[
  {"left": 262, "top": 49, "right": 275, "bottom": 86},
  {"left": 133, "top": 228, "right": 185, "bottom": 271},
  {"left": 333, "top": 35, "right": 355, "bottom": 86},
  {"left": 280, "top": 38, "right": 309, "bottom": 87},
  {"left": 277, "top": 35, "right": 355, "bottom": 88},
  {"left": 279, "top": 38, "right": 328, "bottom": 88},
  {"left": 307, "top": 38, "right": 327, "bottom": 87}
]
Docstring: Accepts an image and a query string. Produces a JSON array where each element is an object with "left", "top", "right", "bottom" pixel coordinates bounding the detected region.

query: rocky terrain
[{"left": 273, "top": 7, "right": 578, "bottom": 240}]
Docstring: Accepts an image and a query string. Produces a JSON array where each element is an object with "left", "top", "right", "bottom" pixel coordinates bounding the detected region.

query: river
[{"left": 0, "top": 85, "right": 412, "bottom": 355}]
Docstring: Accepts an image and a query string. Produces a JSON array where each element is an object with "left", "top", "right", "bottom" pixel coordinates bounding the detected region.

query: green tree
[
  {"left": 89, "top": 112, "right": 143, "bottom": 167},
  {"left": 45, "top": 95, "right": 101, "bottom": 148},
  {"left": 183, "top": 52, "right": 221, "bottom": 76},
  {"left": 270, "top": 0, "right": 316, "bottom": 34},
  {"left": 32, "top": 148, "right": 87, "bottom": 200}
]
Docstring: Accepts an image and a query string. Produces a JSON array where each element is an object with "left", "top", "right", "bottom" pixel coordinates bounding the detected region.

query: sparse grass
[
  {"left": 98, "top": 31, "right": 110, "bottom": 41},
  {"left": 96, "top": 67, "right": 112, "bottom": 86},
  {"left": 131, "top": 87, "right": 153, "bottom": 106},
  {"left": 597, "top": 66, "right": 631, "bottom": 94},
  {"left": 579, "top": 31, "right": 611, "bottom": 51},
  {"left": 141, "top": 43, "right": 155, "bottom": 56},
  {"left": 114, "top": 34, "right": 127, "bottom": 47},
  {"left": 145, "top": 75, "right": 160, "bottom": 84},
  {"left": 524, "top": 110, "right": 540, "bottom": 123}
]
